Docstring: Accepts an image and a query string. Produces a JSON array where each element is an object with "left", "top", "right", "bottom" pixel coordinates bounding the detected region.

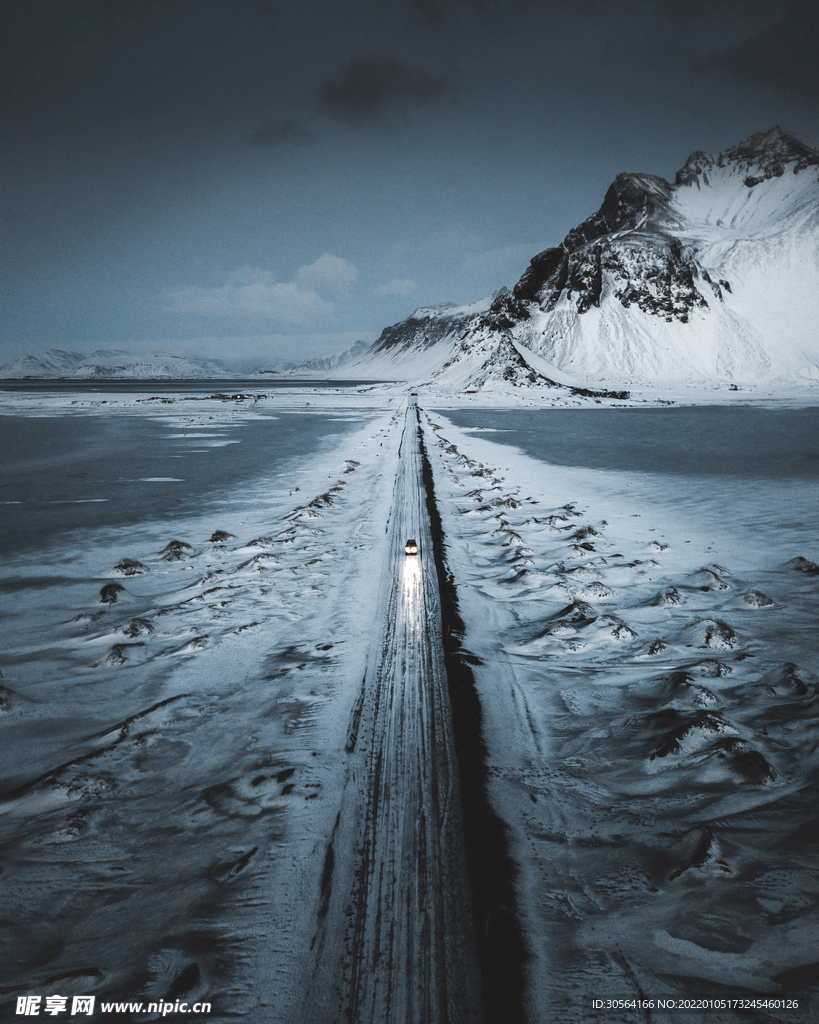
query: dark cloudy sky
[{"left": 1, "top": 0, "right": 817, "bottom": 367}]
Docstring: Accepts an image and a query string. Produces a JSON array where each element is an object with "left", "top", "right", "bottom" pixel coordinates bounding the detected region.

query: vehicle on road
[{"left": 405, "top": 539, "right": 418, "bottom": 555}]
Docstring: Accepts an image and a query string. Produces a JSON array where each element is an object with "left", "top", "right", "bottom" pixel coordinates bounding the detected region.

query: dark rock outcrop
[{"left": 512, "top": 125, "right": 819, "bottom": 324}]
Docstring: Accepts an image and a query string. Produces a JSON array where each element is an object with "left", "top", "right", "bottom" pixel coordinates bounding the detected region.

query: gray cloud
[
  {"left": 294, "top": 254, "right": 359, "bottom": 293},
  {"left": 374, "top": 278, "right": 418, "bottom": 297},
  {"left": 249, "top": 117, "right": 313, "bottom": 146},
  {"left": 162, "top": 256, "right": 359, "bottom": 327},
  {"left": 710, "top": 0, "right": 818, "bottom": 99},
  {"left": 316, "top": 56, "right": 447, "bottom": 123},
  {"left": 163, "top": 267, "right": 333, "bottom": 326}
]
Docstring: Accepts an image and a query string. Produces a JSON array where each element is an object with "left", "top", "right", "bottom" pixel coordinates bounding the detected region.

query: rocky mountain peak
[
  {"left": 514, "top": 168, "right": 687, "bottom": 306},
  {"left": 724, "top": 125, "right": 819, "bottom": 168},
  {"left": 563, "top": 172, "right": 675, "bottom": 253},
  {"left": 306, "top": 126, "right": 819, "bottom": 390},
  {"left": 512, "top": 126, "right": 819, "bottom": 319},
  {"left": 675, "top": 125, "right": 819, "bottom": 188}
]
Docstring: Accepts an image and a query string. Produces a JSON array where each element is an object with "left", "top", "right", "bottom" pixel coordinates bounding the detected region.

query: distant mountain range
[
  {"left": 0, "top": 349, "right": 232, "bottom": 379},
  {"left": 301, "top": 126, "right": 819, "bottom": 391},
  {"left": 286, "top": 340, "right": 372, "bottom": 374}
]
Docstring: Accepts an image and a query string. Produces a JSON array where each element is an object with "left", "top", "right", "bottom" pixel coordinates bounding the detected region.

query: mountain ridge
[
  {"left": 0, "top": 348, "right": 230, "bottom": 379},
  {"left": 312, "top": 125, "right": 819, "bottom": 391}
]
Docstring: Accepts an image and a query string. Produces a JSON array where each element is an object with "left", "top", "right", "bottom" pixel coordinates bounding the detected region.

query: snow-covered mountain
[
  {"left": 287, "top": 339, "right": 371, "bottom": 374},
  {"left": 254, "top": 357, "right": 295, "bottom": 375},
  {"left": 311, "top": 126, "right": 819, "bottom": 390},
  {"left": 303, "top": 294, "right": 574, "bottom": 391},
  {"left": 0, "top": 348, "right": 231, "bottom": 379},
  {"left": 0, "top": 349, "right": 89, "bottom": 378},
  {"left": 509, "top": 125, "right": 819, "bottom": 384}
]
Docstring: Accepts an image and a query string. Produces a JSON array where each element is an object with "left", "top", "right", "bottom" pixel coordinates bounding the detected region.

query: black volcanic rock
[
  {"left": 563, "top": 172, "right": 676, "bottom": 250},
  {"left": 514, "top": 247, "right": 568, "bottom": 304},
  {"left": 516, "top": 234, "right": 715, "bottom": 321},
  {"left": 676, "top": 126, "right": 819, "bottom": 188},
  {"left": 482, "top": 292, "right": 532, "bottom": 328},
  {"left": 514, "top": 173, "right": 679, "bottom": 306}
]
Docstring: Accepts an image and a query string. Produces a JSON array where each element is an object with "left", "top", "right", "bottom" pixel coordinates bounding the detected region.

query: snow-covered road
[{"left": 319, "top": 404, "right": 481, "bottom": 1023}]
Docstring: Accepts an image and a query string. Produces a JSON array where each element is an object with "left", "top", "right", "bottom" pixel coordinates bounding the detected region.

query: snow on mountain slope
[
  {"left": 309, "top": 127, "right": 819, "bottom": 392},
  {"left": 306, "top": 294, "right": 573, "bottom": 391},
  {"left": 287, "top": 339, "right": 370, "bottom": 374},
  {"left": 510, "top": 125, "right": 819, "bottom": 386},
  {"left": 671, "top": 127, "right": 819, "bottom": 235},
  {"left": 1, "top": 349, "right": 230, "bottom": 378},
  {"left": 0, "top": 349, "right": 88, "bottom": 378}
]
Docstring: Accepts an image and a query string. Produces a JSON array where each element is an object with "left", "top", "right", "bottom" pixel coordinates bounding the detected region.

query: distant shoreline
[{"left": 0, "top": 377, "right": 394, "bottom": 391}]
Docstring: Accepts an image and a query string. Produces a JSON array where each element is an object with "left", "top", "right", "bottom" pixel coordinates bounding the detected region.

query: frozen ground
[
  {"left": 0, "top": 394, "right": 401, "bottom": 1019},
  {"left": 5, "top": 376, "right": 819, "bottom": 419},
  {"left": 1, "top": 387, "right": 817, "bottom": 1023},
  {"left": 423, "top": 408, "right": 819, "bottom": 1022},
  {"left": 0, "top": 406, "right": 377, "bottom": 555}
]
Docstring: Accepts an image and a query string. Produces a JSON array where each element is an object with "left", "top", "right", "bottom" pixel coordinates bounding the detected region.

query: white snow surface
[{"left": 423, "top": 407, "right": 819, "bottom": 1017}]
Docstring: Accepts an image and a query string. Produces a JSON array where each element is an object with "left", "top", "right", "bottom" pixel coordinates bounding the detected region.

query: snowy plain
[
  {"left": 424, "top": 405, "right": 819, "bottom": 1021},
  {"left": 0, "top": 383, "right": 817, "bottom": 1022},
  {"left": 0, "top": 387, "right": 400, "bottom": 1020}
]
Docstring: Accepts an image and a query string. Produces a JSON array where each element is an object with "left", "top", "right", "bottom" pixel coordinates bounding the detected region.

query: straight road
[{"left": 343, "top": 403, "right": 481, "bottom": 1024}]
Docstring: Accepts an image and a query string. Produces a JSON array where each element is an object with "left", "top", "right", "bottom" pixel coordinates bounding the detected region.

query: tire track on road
[{"left": 340, "top": 404, "right": 482, "bottom": 1024}]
